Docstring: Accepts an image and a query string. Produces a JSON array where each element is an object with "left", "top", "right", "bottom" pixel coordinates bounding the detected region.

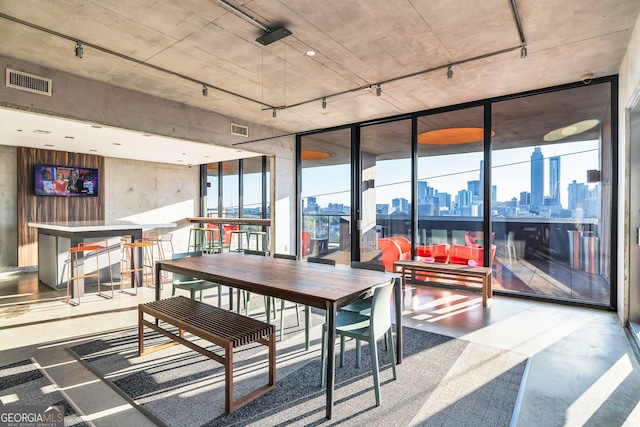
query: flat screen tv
[{"left": 35, "top": 164, "right": 99, "bottom": 197}]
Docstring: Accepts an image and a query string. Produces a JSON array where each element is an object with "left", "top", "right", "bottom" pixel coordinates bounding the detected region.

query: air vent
[
  {"left": 231, "top": 123, "right": 249, "bottom": 137},
  {"left": 6, "top": 68, "right": 52, "bottom": 96}
]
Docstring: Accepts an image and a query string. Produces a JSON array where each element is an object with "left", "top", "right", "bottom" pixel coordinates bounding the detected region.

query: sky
[{"left": 301, "top": 139, "right": 600, "bottom": 209}]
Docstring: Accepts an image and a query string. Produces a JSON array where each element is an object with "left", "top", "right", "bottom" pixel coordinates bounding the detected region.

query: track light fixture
[
  {"left": 376, "top": 84, "right": 381, "bottom": 97},
  {"left": 322, "top": 97, "right": 327, "bottom": 109},
  {"left": 520, "top": 44, "right": 527, "bottom": 59},
  {"left": 74, "top": 41, "right": 83, "bottom": 58},
  {"left": 202, "top": 84, "right": 208, "bottom": 97},
  {"left": 272, "top": 108, "right": 277, "bottom": 118},
  {"left": 447, "top": 65, "right": 453, "bottom": 80}
]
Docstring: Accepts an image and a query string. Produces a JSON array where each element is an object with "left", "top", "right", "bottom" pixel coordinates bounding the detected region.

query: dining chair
[
  {"left": 171, "top": 251, "right": 222, "bottom": 305},
  {"left": 272, "top": 253, "right": 306, "bottom": 341},
  {"left": 307, "top": 257, "right": 336, "bottom": 266},
  {"left": 340, "top": 261, "right": 385, "bottom": 315},
  {"left": 320, "top": 281, "right": 396, "bottom": 407}
]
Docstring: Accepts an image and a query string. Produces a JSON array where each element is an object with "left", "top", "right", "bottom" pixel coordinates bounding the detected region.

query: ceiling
[{"left": 0, "top": 0, "right": 638, "bottom": 164}]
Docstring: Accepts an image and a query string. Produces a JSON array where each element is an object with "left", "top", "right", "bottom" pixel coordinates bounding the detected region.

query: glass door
[{"left": 629, "top": 94, "right": 640, "bottom": 347}]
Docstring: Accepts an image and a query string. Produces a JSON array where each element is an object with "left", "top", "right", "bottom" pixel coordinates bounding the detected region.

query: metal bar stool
[
  {"left": 120, "top": 238, "right": 154, "bottom": 295},
  {"left": 66, "top": 240, "right": 114, "bottom": 306},
  {"left": 248, "top": 230, "right": 268, "bottom": 252},
  {"left": 204, "top": 225, "right": 222, "bottom": 254},
  {"left": 188, "top": 227, "right": 207, "bottom": 252},
  {"left": 229, "top": 229, "right": 249, "bottom": 252}
]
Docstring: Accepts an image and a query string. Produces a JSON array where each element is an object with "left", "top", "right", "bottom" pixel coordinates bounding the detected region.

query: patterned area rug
[
  {"left": 68, "top": 319, "right": 529, "bottom": 427},
  {"left": 0, "top": 358, "right": 91, "bottom": 427}
]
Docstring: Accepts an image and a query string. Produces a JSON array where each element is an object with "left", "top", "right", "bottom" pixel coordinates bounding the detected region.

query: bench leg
[
  {"left": 225, "top": 344, "right": 233, "bottom": 413},
  {"left": 138, "top": 307, "right": 144, "bottom": 356}
]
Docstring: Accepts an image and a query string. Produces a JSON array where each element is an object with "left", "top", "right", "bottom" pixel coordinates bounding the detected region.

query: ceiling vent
[
  {"left": 6, "top": 68, "right": 52, "bottom": 96},
  {"left": 231, "top": 123, "right": 249, "bottom": 137}
]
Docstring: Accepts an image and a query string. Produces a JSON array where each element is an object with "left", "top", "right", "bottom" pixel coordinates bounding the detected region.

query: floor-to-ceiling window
[
  {"left": 360, "top": 120, "right": 412, "bottom": 270},
  {"left": 300, "top": 128, "right": 351, "bottom": 261},
  {"left": 491, "top": 83, "right": 612, "bottom": 305},
  {"left": 416, "top": 107, "right": 486, "bottom": 267},
  {"left": 296, "top": 78, "right": 616, "bottom": 309}
]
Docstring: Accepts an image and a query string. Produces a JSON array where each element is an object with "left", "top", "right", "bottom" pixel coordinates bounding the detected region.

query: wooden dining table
[{"left": 154, "top": 252, "right": 402, "bottom": 419}]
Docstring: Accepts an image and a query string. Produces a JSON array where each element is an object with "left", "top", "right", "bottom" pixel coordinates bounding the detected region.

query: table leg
[
  {"left": 155, "top": 262, "right": 162, "bottom": 301},
  {"left": 394, "top": 276, "right": 403, "bottom": 364},
  {"left": 325, "top": 301, "right": 336, "bottom": 419}
]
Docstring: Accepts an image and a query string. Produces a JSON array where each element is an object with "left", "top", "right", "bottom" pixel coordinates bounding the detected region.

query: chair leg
[
  {"left": 356, "top": 339, "right": 362, "bottom": 368},
  {"left": 279, "top": 299, "right": 286, "bottom": 341},
  {"left": 320, "top": 324, "right": 327, "bottom": 387},
  {"left": 339, "top": 335, "right": 346, "bottom": 367},
  {"left": 305, "top": 305, "right": 311, "bottom": 351},
  {"left": 387, "top": 329, "right": 397, "bottom": 380},
  {"left": 295, "top": 303, "right": 301, "bottom": 326},
  {"left": 370, "top": 338, "right": 381, "bottom": 407}
]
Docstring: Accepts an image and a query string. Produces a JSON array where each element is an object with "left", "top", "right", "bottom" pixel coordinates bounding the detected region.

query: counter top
[{"left": 28, "top": 221, "right": 177, "bottom": 232}]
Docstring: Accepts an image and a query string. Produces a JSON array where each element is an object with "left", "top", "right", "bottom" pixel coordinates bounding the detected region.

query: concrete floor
[{"left": 1, "top": 270, "right": 639, "bottom": 426}]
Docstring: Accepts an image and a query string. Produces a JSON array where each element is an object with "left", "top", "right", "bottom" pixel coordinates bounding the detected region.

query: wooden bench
[
  {"left": 138, "top": 296, "right": 276, "bottom": 413},
  {"left": 393, "top": 260, "right": 492, "bottom": 307}
]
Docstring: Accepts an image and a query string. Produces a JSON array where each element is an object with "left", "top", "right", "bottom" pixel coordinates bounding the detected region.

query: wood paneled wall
[{"left": 17, "top": 148, "right": 105, "bottom": 267}]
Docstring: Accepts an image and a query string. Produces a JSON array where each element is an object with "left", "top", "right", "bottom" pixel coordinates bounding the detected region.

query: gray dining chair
[
  {"left": 320, "top": 281, "right": 396, "bottom": 406},
  {"left": 273, "top": 253, "right": 306, "bottom": 342},
  {"left": 171, "top": 251, "right": 222, "bottom": 305},
  {"left": 341, "top": 261, "right": 386, "bottom": 315},
  {"left": 307, "top": 257, "right": 336, "bottom": 266}
]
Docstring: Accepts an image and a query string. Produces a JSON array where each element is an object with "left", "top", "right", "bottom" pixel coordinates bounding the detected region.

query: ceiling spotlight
[
  {"left": 447, "top": 65, "right": 453, "bottom": 80},
  {"left": 322, "top": 97, "right": 327, "bottom": 109},
  {"left": 202, "top": 84, "right": 208, "bottom": 97},
  {"left": 272, "top": 108, "right": 277, "bottom": 118},
  {"left": 74, "top": 41, "right": 83, "bottom": 58},
  {"left": 520, "top": 44, "right": 527, "bottom": 59},
  {"left": 305, "top": 50, "right": 316, "bottom": 57},
  {"left": 376, "top": 84, "right": 381, "bottom": 97}
]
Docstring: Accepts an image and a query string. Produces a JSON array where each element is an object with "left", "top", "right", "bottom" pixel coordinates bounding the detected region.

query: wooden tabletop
[{"left": 156, "top": 252, "right": 395, "bottom": 309}]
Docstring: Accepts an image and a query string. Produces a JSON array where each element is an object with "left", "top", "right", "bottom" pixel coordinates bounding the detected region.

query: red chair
[
  {"left": 449, "top": 244, "right": 496, "bottom": 267},
  {"left": 301, "top": 231, "right": 311, "bottom": 256},
  {"left": 378, "top": 237, "right": 410, "bottom": 272},
  {"left": 415, "top": 244, "right": 450, "bottom": 264}
]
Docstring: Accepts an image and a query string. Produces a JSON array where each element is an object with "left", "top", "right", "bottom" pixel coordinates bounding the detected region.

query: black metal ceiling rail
[
  {"left": 509, "top": 0, "right": 527, "bottom": 46},
  {"left": 0, "top": 12, "right": 276, "bottom": 110},
  {"left": 270, "top": 44, "right": 524, "bottom": 112}
]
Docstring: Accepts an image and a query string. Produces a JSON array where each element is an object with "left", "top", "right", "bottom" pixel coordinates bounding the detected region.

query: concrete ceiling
[{"left": 0, "top": 0, "right": 638, "bottom": 164}]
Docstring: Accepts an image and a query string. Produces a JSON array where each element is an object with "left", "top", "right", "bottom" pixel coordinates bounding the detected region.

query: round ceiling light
[
  {"left": 301, "top": 150, "right": 330, "bottom": 160},
  {"left": 543, "top": 119, "right": 600, "bottom": 142},
  {"left": 418, "top": 128, "right": 495, "bottom": 145},
  {"left": 305, "top": 50, "right": 316, "bottom": 57}
]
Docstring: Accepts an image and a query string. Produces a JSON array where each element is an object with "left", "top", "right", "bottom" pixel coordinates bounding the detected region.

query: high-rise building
[
  {"left": 392, "top": 197, "right": 409, "bottom": 214},
  {"left": 520, "top": 191, "right": 530, "bottom": 206},
  {"left": 530, "top": 147, "right": 544, "bottom": 207},
  {"left": 568, "top": 180, "right": 589, "bottom": 211},
  {"left": 549, "top": 156, "right": 561, "bottom": 204},
  {"left": 467, "top": 180, "right": 480, "bottom": 198}
]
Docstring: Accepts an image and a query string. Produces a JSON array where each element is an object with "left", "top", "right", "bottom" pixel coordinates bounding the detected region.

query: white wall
[{"left": 618, "top": 11, "right": 640, "bottom": 324}]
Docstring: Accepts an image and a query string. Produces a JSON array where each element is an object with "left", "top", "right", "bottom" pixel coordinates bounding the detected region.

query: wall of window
[
  {"left": 300, "top": 128, "right": 351, "bottom": 261},
  {"left": 297, "top": 79, "right": 616, "bottom": 308}
]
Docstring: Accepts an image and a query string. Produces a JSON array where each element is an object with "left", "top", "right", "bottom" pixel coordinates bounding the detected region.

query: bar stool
[
  {"left": 229, "top": 229, "right": 249, "bottom": 252},
  {"left": 120, "top": 238, "right": 154, "bottom": 295},
  {"left": 66, "top": 240, "right": 114, "bottom": 306},
  {"left": 188, "top": 227, "right": 207, "bottom": 252},
  {"left": 204, "top": 225, "right": 222, "bottom": 254},
  {"left": 248, "top": 230, "right": 268, "bottom": 252}
]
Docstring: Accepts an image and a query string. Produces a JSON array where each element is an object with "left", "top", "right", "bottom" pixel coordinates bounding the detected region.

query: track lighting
[
  {"left": 520, "top": 44, "right": 527, "bottom": 59},
  {"left": 447, "top": 65, "right": 453, "bottom": 80},
  {"left": 272, "top": 108, "right": 277, "bottom": 118},
  {"left": 74, "top": 41, "right": 83, "bottom": 58},
  {"left": 376, "top": 84, "right": 381, "bottom": 97},
  {"left": 322, "top": 97, "right": 327, "bottom": 109},
  {"left": 202, "top": 84, "right": 208, "bottom": 97}
]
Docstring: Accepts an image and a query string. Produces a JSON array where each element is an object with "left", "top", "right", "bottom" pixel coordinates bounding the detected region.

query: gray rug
[
  {"left": 0, "top": 358, "right": 92, "bottom": 427},
  {"left": 67, "top": 314, "right": 529, "bottom": 427}
]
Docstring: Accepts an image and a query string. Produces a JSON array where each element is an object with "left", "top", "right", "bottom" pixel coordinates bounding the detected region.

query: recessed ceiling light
[
  {"left": 64, "top": 136, "right": 75, "bottom": 139},
  {"left": 90, "top": 149, "right": 98, "bottom": 152},
  {"left": 44, "top": 144, "right": 54, "bottom": 147},
  {"left": 16, "top": 129, "right": 23, "bottom": 132},
  {"left": 305, "top": 50, "right": 316, "bottom": 57},
  {"left": 142, "top": 134, "right": 152, "bottom": 137},
  {"left": 33, "top": 129, "right": 51, "bottom": 134},
  {"left": 177, "top": 159, "right": 183, "bottom": 162},
  {"left": 112, "top": 142, "right": 122, "bottom": 146},
  {"left": 91, "top": 125, "right": 102, "bottom": 129},
  {"left": 204, "top": 155, "right": 210, "bottom": 158}
]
